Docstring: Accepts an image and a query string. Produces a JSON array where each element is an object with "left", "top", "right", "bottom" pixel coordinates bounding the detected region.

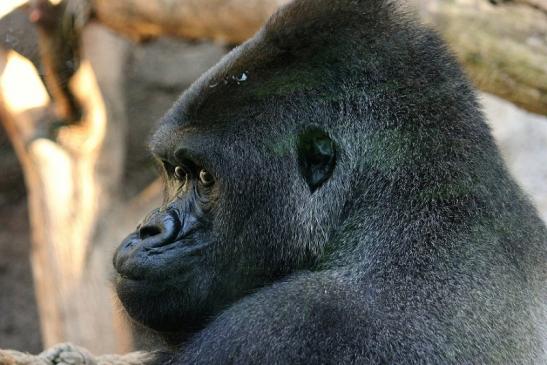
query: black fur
[{"left": 113, "top": 0, "right": 547, "bottom": 363}]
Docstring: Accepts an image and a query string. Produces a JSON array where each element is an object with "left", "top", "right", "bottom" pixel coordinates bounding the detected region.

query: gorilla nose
[{"left": 138, "top": 210, "right": 180, "bottom": 248}]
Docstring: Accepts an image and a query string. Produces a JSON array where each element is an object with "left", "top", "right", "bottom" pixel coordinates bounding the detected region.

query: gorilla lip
[{"left": 114, "top": 233, "right": 208, "bottom": 281}]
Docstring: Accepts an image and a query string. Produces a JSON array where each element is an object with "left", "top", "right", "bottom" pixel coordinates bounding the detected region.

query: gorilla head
[
  {"left": 113, "top": 0, "right": 546, "bottom": 361},
  {"left": 113, "top": 0, "right": 367, "bottom": 332}
]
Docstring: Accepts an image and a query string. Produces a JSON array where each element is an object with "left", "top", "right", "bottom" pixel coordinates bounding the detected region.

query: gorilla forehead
[
  {"left": 151, "top": 0, "right": 463, "bottom": 164},
  {"left": 156, "top": 0, "right": 405, "bottom": 129}
]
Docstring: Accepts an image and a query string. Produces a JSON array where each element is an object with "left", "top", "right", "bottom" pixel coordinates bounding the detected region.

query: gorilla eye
[
  {"left": 199, "top": 169, "right": 214, "bottom": 186},
  {"left": 174, "top": 166, "right": 189, "bottom": 183}
]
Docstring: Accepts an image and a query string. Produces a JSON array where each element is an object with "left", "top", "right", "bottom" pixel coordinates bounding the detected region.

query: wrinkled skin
[{"left": 113, "top": 0, "right": 547, "bottom": 363}]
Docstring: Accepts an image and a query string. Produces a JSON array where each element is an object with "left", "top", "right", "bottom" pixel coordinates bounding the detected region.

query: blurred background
[{"left": 0, "top": 0, "right": 546, "bottom": 355}]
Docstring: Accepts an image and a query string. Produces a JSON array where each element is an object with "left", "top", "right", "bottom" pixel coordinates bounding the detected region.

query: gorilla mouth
[{"left": 114, "top": 232, "right": 210, "bottom": 281}]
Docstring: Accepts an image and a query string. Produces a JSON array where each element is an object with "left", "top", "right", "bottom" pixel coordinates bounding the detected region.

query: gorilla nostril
[
  {"left": 136, "top": 211, "right": 181, "bottom": 248},
  {"left": 139, "top": 225, "right": 162, "bottom": 240}
]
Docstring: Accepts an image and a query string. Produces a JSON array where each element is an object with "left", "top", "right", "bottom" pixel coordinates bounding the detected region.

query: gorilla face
[{"left": 113, "top": 81, "right": 342, "bottom": 331}]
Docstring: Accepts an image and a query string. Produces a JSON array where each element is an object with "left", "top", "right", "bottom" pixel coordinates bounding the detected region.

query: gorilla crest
[{"left": 113, "top": 0, "right": 547, "bottom": 363}]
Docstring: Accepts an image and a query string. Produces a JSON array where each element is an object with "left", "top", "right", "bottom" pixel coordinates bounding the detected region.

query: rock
[{"left": 481, "top": 92, "right": 547, "bottom": 223}]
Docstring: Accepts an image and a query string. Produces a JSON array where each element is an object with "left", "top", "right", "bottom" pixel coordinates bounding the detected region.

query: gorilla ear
[{"left": 297, "top": 128, "right": 337, "bottom": 193}]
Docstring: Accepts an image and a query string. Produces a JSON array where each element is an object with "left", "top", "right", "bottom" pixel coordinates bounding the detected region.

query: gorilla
[{"left": 113, "top": 0, "right": 547, "bottom": 363}]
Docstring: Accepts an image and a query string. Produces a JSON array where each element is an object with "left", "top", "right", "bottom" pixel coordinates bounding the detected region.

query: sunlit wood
[
  {"left": 0, "top": 0, "right": 27, "bottom": 19},
  {"left": 0, "top": 24, "right": 133, "bottom": 352},
  {"left": 0, "top": 51, "right": 48, "bottom": 113}
]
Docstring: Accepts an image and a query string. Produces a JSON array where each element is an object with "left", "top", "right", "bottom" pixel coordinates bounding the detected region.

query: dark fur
[{"left": 113, "top": 0, "right": 547, "bottom": 363}]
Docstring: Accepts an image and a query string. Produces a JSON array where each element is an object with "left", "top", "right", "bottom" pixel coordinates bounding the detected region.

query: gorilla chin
[{"left": 115, "top": 273, "right": 208, "bottom": 333}]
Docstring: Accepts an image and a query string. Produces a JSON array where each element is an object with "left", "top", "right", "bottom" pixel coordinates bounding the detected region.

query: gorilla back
[{"left": 113, "top": 0, "right": 547, "bottom": 363}]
